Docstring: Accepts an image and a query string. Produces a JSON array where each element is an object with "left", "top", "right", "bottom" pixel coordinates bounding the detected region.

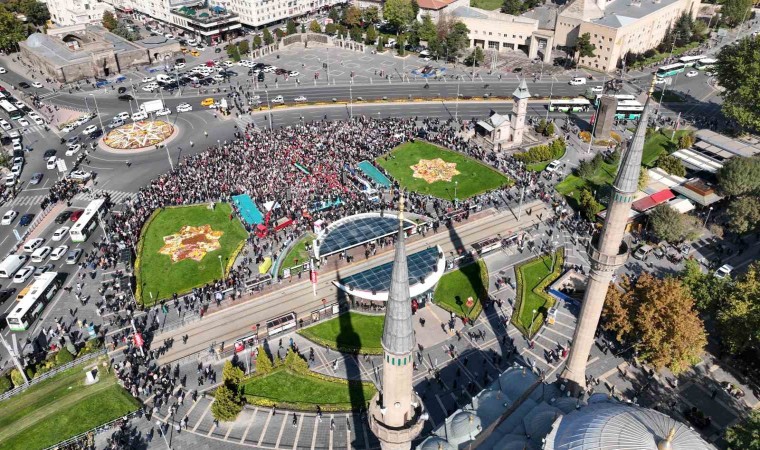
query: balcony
[{"left": 170, "top": 6, "right": 239, "bottom": 26}]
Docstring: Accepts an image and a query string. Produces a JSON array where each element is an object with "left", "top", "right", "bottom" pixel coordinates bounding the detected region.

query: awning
[
  {"left": 259, "top": 257, "right": 272, "bottom": 274},
  {"left": 632, "top": 189, "right": 675, "bottom": 212},
  {"left": 477, "top": 121, "right": 494, "bottom": 132},
  {"left": 669, "top": 197, "right": 695, "bottom": 213}
]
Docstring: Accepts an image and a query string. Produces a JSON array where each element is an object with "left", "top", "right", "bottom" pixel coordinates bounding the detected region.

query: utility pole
[
  {"left": 0, "top": 333, "right": 28, "bottom": 385},
  {"left": 455, "top": 82, "right": 460, "bottom": 121}
]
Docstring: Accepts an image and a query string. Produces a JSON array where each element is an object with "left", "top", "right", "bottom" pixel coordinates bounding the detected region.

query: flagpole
[{"left": 310, "top": 259, "right": 317, "bottom": 298}]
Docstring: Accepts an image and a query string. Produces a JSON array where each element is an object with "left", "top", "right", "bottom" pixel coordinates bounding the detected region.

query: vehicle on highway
[
  {"left": 131, "top": 111, "right": 147, "bottom": 121},
  {"left": 51, "top": 227, "right": 70, "bottom": 242},
  {"left": 31, "top": 246, "right": 52, "bottom": 263},
  {"left": 109, "top": 119, "right": 124, "bottom": 129},
  {"left": 31, "top": 82, "right": 43, "bottom": 88},
  {"left": 30, "top": 172, "right": 43, "bottom": 185},
  {"left": 66, "top": 248, "right": 83, "bottom": 265},
  {"left": 176, "top": 103, "right": 193, "bottom": 113},
  {"left": 201, "top": 98, "right": 215, "bottom": 107},
  {"left": 50, "top": 245, "right": 68, "bottom": 261},
  {"left": 66, "top": 136, "right": 79, "bottom": 146},
  {"left": 69, "top": 209, "right": 84, "bottom": 222},
  {"left": 18, "top": 82, "right": 30, "bottom": 89},
  {"left": 65, "top": 144, "right": 81, "bottom": 156},
  {"left": 545, "top": 160, "right": 562, "bottom": 173},
  {"left": 13, "top": 266, "right": 34, "bottom": 284},
  {"left": 0, "top": 255, "right": 28, "bottom": 278},
  {"left": 43, "top": 149, "right": 57, "bottom": 158},
  {"left": 0, "top": 288, "right": 15, "bottom": 304},
  {"left": 156, "top": 108, "right": 171, "bottom": 117},
  {"left": 715, "top": 264, "right": 733, "bottom": 279},
  {"left": 0, "top": 67, "right": 5, "bottom": 74},
  {"left": 118, "top": 94, "right": 134, "bottom": 101},
  {"left": 288, "top": 71, "right": 300, "bottom": 77},
  {"left": 6, "top": 272, "right": 62, "bottom": 331},
  {"left": 0, "top": 119, "right": 11, "bottom": 130},
  {"left": 685, "top": 70, "right": 699, "bottom": 78},
  {"left": 17, "top": 117, "right": 29, "bottom": 127},
  {"left": 46, "top": 156, "right": 57, "bottom": 170},
  {"left": 82, "top": 125, "right": 98, "bottom": 135},
  {"left": 569, "top": 77, "right": 587, "bottom": 86},
  {"left": 54, "top": 211, "right": 72, "bottom": 224},
  {"left": 115, "top": 112, "right": 130, "bottom": 121},
  {"left": 23, "top": 238, "right": 45, "bottom": 253},
  {"left": 272, "top": 95, "right": 284, "bottom": 104},
  {"left": 33, "top": 264, "right": 55, "bottom": 279},
  {"left": 1, "top": 210, "right": 18, "bottom": 225},
  {"left": 68, "top": 170, "right": 92, "bottom": 182},
  {"left": 19, "top": 213, "right": 34, "bottom": 226},
  {"left": 70, "top": 199, "right": 106, "bottom": 243},
  {"left": 294, "top": 96, "right": 307, "bottom": 103},
  {"left": 142, "top": 77, "right": 156, "bottom": 83}
]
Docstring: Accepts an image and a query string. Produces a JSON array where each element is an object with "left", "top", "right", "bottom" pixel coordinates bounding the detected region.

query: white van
[
  {"left": 0, "top": 254, "right": 28, "bottom": 278},
  {"left": 569, "top": 77, "right": 587, "bottom": 86},
  {"left": 156, "top": 73, "right": 172, "bottom": 83}
]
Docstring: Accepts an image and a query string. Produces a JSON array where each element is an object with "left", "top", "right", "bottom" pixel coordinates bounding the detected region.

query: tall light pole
[
  {"left": 155, "top": 420, "right": 172, "bottom": 450},
  {"left": 265, "top": 90, "right": 272, "bottom": 129},
  {"left": 88, "top": 94, "right": 105, "bottom": 133},
  {"left": 529, "top": 309, "right": 538, "bottom": 338},
  {"left": 455, "top": 82, "right": 460, "bottom": 121},
  {"left": 83, "top": 96, "right": 90, "bottom": 112},
  {"left": 704, "top": 206, "right": 713, "bottom": 227},
  {"left": 454, "top": 180, "right": 458, "bottom": 206},
  {"left": 545, "top": 79, "right": 554, "bottom": 121},
  {"left": 218, "top": 254, "right": 224, "bottom": 278},
  {"left": 349, "top": 83, "right": 353, "bottom": 119}
]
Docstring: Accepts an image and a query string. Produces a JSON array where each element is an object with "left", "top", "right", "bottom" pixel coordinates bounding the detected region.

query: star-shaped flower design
[
  {"left": 159, "top": 225, "right": 224, "bottom": 262},
  {"left": 410, "top": 158, "right": 460, "bottom": 183}
]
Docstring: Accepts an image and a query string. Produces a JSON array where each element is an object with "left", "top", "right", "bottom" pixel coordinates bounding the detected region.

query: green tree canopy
[
  {"left": 578, "top": 188, "right": 603, "bottom": 221},
  {"left": 411, "top": 0, "right": 420, "bottom": 19},
  {"left": 262, "top": 28, "right": 274, "bottom": 45},
  {"left": 342, "top": 5, "right": 363, "bottom": 28},
  {"left": 716, "top": 36, "right": 760, "bottom": 131},
  {"left": 649, "top": 204, "right": 695, "bottom": 243},
  {"left": 349, "top": 26, "right": 363, "bottom": 42},
  {"left": 211, "top": 384, "right": 243, "bottom": 422},
  {"left": 365, "top": 26, "right": 377, "bottom": 44},
  {"left": 252, "top": 35, "right": 262, "bottom": 48},
  {"left": 575, "top": 32, "right": 596, "bottom": 61},
  {"left": 725, "top": 409, "right": 760, "bottom": 450},
  {"left": 102, "top": 10, "right": 118, "bottom": 31},
  {"left": 255, "top": 347, "right": 273, "bottom": 375},
  {"left": 603, "top": 274, "right": 707, "bottom": 374},
  {"left": 717, "top": 156, "right": 760, "bottom": 197},
  {"left": 716, "top": 262, "right": 760, "bottom": 357},
  {"left": 0, "top": 6, "right": 27, "bottom": 51},
  {"left": 309, "top": 20, "right": 322, "bottom": 33},
  {"left": 383, "top": 0, "right": 414, "bottom": 31},
  {"left": 721, "top": 0, "right": 753, "bottom": 28},
  {"left": 465, "top": 46, "right": 485, "bottom": 66},
  {"left": 445, "top": 21, "right": 470, "bottom": 59},
  {"left": 328, "top": 6, "right": 340, "bottom": 23},
  {"left": 237, "top": 39, "right": 249, "bottom": 55},
  {"left": 657, "top": 154, "right": 686, "bottom": 177},
  {"left": 418, "top": 14, "right": 436, "bottom": 43},
  {"left": 726, "top": 195, "right": 760, "bottom": 235},
  {"left": 222, "top": 361, "right": 245, "bottom": 387},
  {"left": 325, "top": 22, "right": 337, "bottom": 35},
  {"left": 363, "top": 6, "right": 380, "bottom": 24}
]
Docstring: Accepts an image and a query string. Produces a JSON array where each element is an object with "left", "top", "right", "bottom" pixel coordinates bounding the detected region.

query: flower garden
[{"left": 103, "top": 121, "right": 174, "bottom": 150}]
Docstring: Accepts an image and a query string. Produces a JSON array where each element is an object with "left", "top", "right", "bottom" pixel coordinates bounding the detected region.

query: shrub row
[
  {"left": 514, "top": 138, "right": 566, "bottom": 164},
  {"left": 510, "top": 248, "right": 565, "bottom": 337}
]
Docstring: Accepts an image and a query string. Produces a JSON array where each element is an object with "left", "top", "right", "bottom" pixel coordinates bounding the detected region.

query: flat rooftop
[{"left": 592, "top": 0, "right": 685, "bottom": 28}]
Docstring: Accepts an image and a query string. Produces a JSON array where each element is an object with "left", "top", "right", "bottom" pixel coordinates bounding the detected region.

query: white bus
[
  {"left": 70, "top": 198, "right": 107, "bottom": 243},
  {"left": 678, "top": 55, "right": 706, "bottom": 67},
  {"left": 6, "top": 272, "right": 62, "bottom": 331},
  {"left": 656, "top": 63, "right": 686, "bottom": 78},
  {"left": 0, "top": 99, "right": 23, "bottom": 120},
  {"left": 548, "top": 98, "right": 591, "bottom": 112},
  {"left": 695, "top": 58, "right": 717, "bottom": 70},
  {"left": 615, "top": 100, "right": 645, "bottom": 120}
]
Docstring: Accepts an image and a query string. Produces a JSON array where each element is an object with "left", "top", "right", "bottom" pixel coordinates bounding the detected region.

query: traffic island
[
  {"left": 297, "top": 312, "right": 384, "bottom": 354},
  {"left": 98, "top": 120, "right": 180, "bottom": 154}
]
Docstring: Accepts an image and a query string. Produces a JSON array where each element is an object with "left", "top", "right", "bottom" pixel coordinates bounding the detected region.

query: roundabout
[{"left": 101, "top": 120, "right": 177, "bottom": 152}]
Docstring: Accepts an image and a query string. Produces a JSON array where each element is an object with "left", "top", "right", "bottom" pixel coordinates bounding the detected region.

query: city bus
[
  {"left": 70, "top": 198, "right": 107, "bottom": 243},
  {"left": 695, "top": 58, "right": 717, "bottom": 70},
  {"left": 678, "top": 55, "right": 706, "bottom": 67},
  {"left": 656, "top": 63, "right": 686, "bottom": 78},
  {"left": 614, "top": 100, "right": 645, "bottom": 120},
  {"left": 6, "top": 272, "right": 62, "bottom": 331},
  {"left": 594, "top": 94, "right": 636, "bottom": 106},
  {"left": 548, "top": 98, "right": 591, "bottom": 112},
  {"left": 0, "top": 99, "right": 23, "bottom": 120}
]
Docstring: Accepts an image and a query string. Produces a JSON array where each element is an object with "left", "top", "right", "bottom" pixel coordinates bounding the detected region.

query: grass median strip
[{"left": 298, "top": 312, "right": 384, "bottom": 354}]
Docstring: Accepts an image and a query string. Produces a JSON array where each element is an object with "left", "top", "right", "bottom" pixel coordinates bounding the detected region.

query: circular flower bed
[{"left": 103, "top": 121, "right": 174, "bottom": 150}]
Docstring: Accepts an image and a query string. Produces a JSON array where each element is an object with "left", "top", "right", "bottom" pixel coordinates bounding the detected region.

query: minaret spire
[
  {"left": 369, "top": 190, "right": 426, "bottom": 449},
  {"left": 559, "top": 76, "right": 657, "bottom": 395}
]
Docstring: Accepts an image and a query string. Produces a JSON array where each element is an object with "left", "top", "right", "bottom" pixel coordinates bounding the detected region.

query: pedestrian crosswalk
[
  {"left": 3, "top": 194, "right": 47, "bottom": 207},
  {"left": 74, "top": 189, "right": 137, "bottom": 204},
  {"left": 235, "top": 115, "right": 257, "bottom": 129}
]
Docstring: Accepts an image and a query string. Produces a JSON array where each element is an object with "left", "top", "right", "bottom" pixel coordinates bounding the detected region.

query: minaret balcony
[
  {"left": 587, "top": 240, "right": 629, "bottom": 272},
  {"left": 368, "top": 392, "right": 426, "bottom": 445}
]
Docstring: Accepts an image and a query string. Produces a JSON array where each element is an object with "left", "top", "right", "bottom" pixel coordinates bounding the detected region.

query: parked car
[
  {"left": 54, "top": 211, "right": 72, "bottom": 224},
  {"left": 715, "top": 264, "right": 733, "bottom": 279},
  {"left": 51, "top": 226, "right": 70, "bottom": 241},
  {"left": 69, "top": 209, "right": 84, "bottom": 222},
  {"left": 50, "top": 245, "right": 68, "bottom": 261},
  {"left": 23, "top": 238, "right": 45, "bottom": 252}
]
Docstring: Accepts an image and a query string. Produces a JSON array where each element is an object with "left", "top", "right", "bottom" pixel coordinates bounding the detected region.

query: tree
[
  {"left": 0, "top": 6, "right": 28, "bottom": 51},
  {"left": 255, "top": 347, "right": 273, "bottom": 375},
  {"left": 396, "top": 34, "right": 406, "bottom": 55},
  {"left": 721, "top": 0, "right": 753, "bottom": 28},
  {"left": 364, "top": 6, "right": 380, "bottom": 25},
  {"left": 502, "top": 0, "right": 525, "bottom": 15},
  {"left": 101, "top": 10, "right": 118, "bottom": 31},
  {"left": 578, "top": 188, "right": 603, "bottom": 221},
  {"left": 325, "top": 22, "right": 337, "bottom": 35},
  {"left": 328, "top": 6, "right": 340, "bottom": 23},
  {"left": 649, "top": 204, "right": 692, "bottom": 242},
  {"left": 377, "top": 36, "right": 385, "bottom": 52},
  {"left": 286, "top": 19, "right": 297, "bottom": 35},
  {"left": 383, "top": 0, "right": 414, "bottom": 31},
  {"left": 716, "top": 262, "right": 760, "bottom": 357},
  {"left": 22, "top": 0, "right": 50, "bottom": 26},
  {"left": 342, "top": 5, "right": 363, "bottom": 28},
  {"left": 717, "top": 156, "right": 760, "bottom": 197},
  {"left": 726, "top": 195, "right": 760, "bottom": 234},
  {"left": 222, "top": 361, "right": 245, "bottom": 387},
  {"left": 680, "top": 259, "right": 729, "bottom": 312},
  {"left": 445, "top": 21, "right": 470, "bottom": 59},
  {"left": 226, "top": 43, "right": 241, "bottom": 61},
  {"left": 113, "top": 23, "right": 136, "bottom": 41},
  {"left": 657, "top": 154, "right": 686, "bottom": 177},
  {"left": 638, "top": 166, "right": 648, "bottom": 191},
  {"left": 252, "top": 35, "right": 262, "bottom": 49},
  {"left": 410, "top": 0, "right": 420, "bottom": 19},
  {"left": 365, "top": 26, "right": 377, "bottom": 44},
  {"left": 465, "top": 46, "right": 485, "bottom": 66},
  {"left": 349, "top": 26, "right": 363, "bottom": 42},
  {"left": 575, "top": 32, "right": 596, "bottom": 63},
  {"left": 0, "top": 374, "right": 11, "bottom": 394},
  {"left": 677, "top": 132, "right": 694, "bottom": 149},
  {"left": 602, "top": 273, "right": 707, "bottom": 374},
  {"left": 716, "top": 36, "right": 760, "bottom": 130},
  {"left": 283, "top": 348, "right": 309, "bottom": 373},
  {"left": 55, "top": 347, "right": 75, "bottom": 365},
  {"left": 725, "top": 410, "right": 760, "bottom": 450},
  {"left": 237, "top": 40, "right": 249, "bottom": 56},
  {"left": 262, "top": 28, "right": 274, "bottom": 45},
  {"left": 418, "top": 14, "right": 436, "bottom": 43},
  {"left": 211, "top": 384, "right": 243, "bottom": 422},
  {"left": 309, "top": 20, "right": 322, "bottom": 33}
]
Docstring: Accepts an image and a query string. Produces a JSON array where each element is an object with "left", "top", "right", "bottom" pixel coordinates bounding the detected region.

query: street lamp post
[
  {"left": 455, "top": 82, "right": 460, "bottom": 121},
  {"left": 265, "top": 90, "right": 272, "bottom": 129},
  {"left": 88, "top": 94, "right": 105, "bottom": 134},
  {"left": 529, "top": 309, "right": 538, "bottom": 338},
  {"left": 349, "top": 83, "right": 353, "bottom": 119},
  {"left": 454, "top": 180, "right": 458, "bottom": 206},
  {"left": 218, "top": 255, "right": 224, "bottom": 278},
  {"left": 83, "top": 96, "right": 90, "bottom": 112},
  {"left": 155, "top": 420, "right": 171, "bottom": 449},
  {"left": 545, "top": 79, "right": 554, "bottom": 121},
  {"left": 704, "top": 206, "right": 713, "bottom": 227}
]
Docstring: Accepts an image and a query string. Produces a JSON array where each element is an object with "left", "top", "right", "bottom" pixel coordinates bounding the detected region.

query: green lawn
[
  {"left": 136, "top": 203, "right": 248, "bottom": 305},
  {"left": 376, "top": 141, "right": 511, "bottom": 200},
  {"left": 513, "top": 252, "right": 562, "bottom": 336},
  {"left": 433, "top": 260, "right": 488, "bottom": 321},
  {"left": 526, "top": 160, "right": 552, "bottom": 172},
  {"left": 0, "top": 362, "right": 141, "bottom": 450},
  {"left": 278, "top": 233, "right": 314, "bottom": 276},
  {"left": 642, "top": 130, "right": 690, "bottom": 166},
  {"left": 298, "top": 312, "right": 385, "bottom": 354},
  {"left": 242, "top": 368, "right": 376, "bottom": 411},
  {"left": 470, "top": 0, "right": 502, "bottom": 9}
]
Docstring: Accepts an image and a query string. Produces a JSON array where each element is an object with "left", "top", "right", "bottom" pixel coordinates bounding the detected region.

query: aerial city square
[{"left": 0, "top": 0, "right": 758, "bottom": 447}]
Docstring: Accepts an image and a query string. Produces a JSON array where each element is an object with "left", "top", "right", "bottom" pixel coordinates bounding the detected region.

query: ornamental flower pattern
[
  {"left": 410, "top": 158, "right": 460, "bottom": 184},
  {"left": 159, "top": 225, "right": 224, "bottom": 262},
  {"left": 104, "top": 121, "right": 174, "bottom": 149}
]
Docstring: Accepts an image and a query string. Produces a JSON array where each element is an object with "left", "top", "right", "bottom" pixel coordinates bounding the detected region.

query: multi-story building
[
  {"left": 44, "top": 0, "right": 114, "bottom": 26},
  {"left": 555, "top": 0, "right": 701, "bottom": 72}
]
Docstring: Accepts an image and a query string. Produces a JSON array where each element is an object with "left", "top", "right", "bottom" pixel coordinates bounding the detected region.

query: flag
[
  {"left": 133, "top": 333, "right": 144, "bottom": 348},
  {"left": 309, "top": 259, "right": 317, "bottom": 297}
]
